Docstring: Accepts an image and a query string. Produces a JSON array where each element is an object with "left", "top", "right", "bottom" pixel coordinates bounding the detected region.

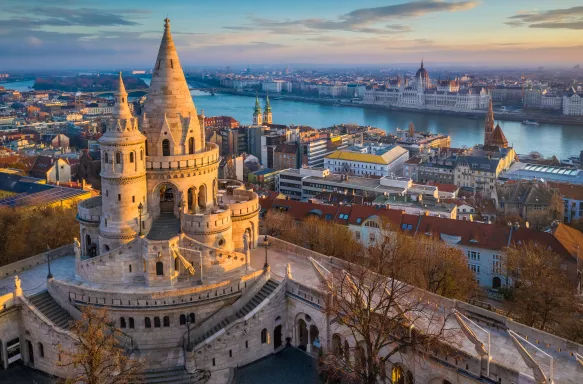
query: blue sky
[{"left": 1, "top": 0, "right": 582, "bottom": 70}]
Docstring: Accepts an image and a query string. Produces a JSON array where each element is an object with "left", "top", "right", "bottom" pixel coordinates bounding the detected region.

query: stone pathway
[{"left": 0, "top": 255, "right": 75, "bottom": 296}]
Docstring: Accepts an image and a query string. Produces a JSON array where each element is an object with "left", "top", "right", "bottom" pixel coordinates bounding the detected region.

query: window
[
  {"left": 140, "top": 149, "right": 144, "bottom": 160},
  {"left": 189, "top": 313, "right": 195, "bottom": 323},
  {"left": 261, "top": 328, "right": 268, "bottom": 344},
  {"left": 154, "top": 317, "right": 161, "bottom": 328},
  {"left": 245, "top": 340, "right": 249, "bottom": 348},
  {"left": 129, "top": 317, "right": 134, "bottom": 329},
  {"left": 145, "top": 317, "right": 151, "bottom": 328},
  {"left": 365, "top": 221, "right": 380, "bottom": 228},
  {"left": 188, "top": 137, "right": 194, "bottom": 154},
  {"left": 469, "top": 264, "right": 480, "bottom": 274},
  {"left": 369, "top": 234, "right": 376, "bottom": 243},
  {"left": 130, "top": 152, "right": 134, "bottom": 163},
  {"left": 212, "top": 358, "right": 216, "bottom": 366},
  {"left": 104, "top": 152, "right": 109, "bottom": 164},
  {"left": 106, "top": 190, "right": 108, "bottom": 197},
  {"left": 115, "top": 152, "right": 121, "bottom": 164},
  {"left": 132, "top": 196, "right": 135, "bottom": 203},
  {"left": 180, "top": 314, "right": 186, "bottom": 325},
  {"left": 355, "top": 231, "right": 361, "bottom": 240},
  {"left": 492, "top": 254, "right": 502, "bottom": 274},
  {"left": 120, "top": 317, "right": 126, "bottom": 328},
  {"left": 467, "top": 251, "right": 480, "bottom": 260},
  {"left": 118, "top": 194, "right": 121, "bottom": 201},
  {"left": 163, "top": 316, "right": 170, "bottom": 327},
  {"left": 162, "top": 139, "right": 170, "bottom": 156},
  {"left": 38, "top": 342, "right": 44, "bottom": 358},
  {"left": 156, "top": 261, "right": 164, "bottom": 276},
  {"left": 129, "top": 264, "right": 132, "bottom": 273},
  {"left": 229, "top": 349, "right": 232, "bottom": 358}
]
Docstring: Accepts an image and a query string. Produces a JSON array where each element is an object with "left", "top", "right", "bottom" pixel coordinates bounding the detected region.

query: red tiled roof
[
  {"left": 547, "top": 182, "right": 583, "bottom": 201},
  {"left": 550, "top": 223, "right": 583, "bottom": 259},
  {"left": 430, "top": 182, "right": 458, "bottom": 193}
]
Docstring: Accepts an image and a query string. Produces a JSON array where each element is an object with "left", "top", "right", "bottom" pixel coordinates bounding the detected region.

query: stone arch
[
  {"left": 151, "top": 182, "right": 180, "bottom": 217},
  {"left": 187, "top": 186, "right": 197, "bottom": 213},
  {"left": 156, "top": 261, "right": 164, "bottom": 276},
  {"left": 492, "top": 276, "right": 501, "bottom": 289},
  {"left": 188, "top": 137, "right": 195, "bottom": 154},
  {"left": 293, "top": 312, "right": 322, "bottom": 353},
  {"left": 331, "top": 333, "right": 343, "bottom": 355}
]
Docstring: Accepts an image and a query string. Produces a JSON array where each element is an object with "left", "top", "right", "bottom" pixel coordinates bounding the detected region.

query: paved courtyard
[{"left": 0, "top": 255, "right": 75, "bottom": 296}]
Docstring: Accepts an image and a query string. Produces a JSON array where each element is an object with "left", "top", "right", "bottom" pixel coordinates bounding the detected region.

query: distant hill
[{"left": 33, "top": 75, "right": 148, "bottom": 92}]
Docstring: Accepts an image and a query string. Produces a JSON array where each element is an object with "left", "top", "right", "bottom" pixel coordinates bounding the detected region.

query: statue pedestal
[{"left": 185, "top": 350, "right": 196, "bottom": 373}]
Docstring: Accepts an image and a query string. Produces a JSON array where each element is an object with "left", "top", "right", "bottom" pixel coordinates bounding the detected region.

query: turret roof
[{"left": 113, "top": 72, "right": 132, "bottom": 120}]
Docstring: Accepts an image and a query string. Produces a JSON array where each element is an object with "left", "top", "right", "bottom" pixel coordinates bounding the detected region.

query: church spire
[
  {"left": 421, "top": 58, "right": 424, "bottom": 68},
  {"left": 265, "top": 92, "right": 271, "bottom": 112},
  {"left": 254, "top": 94, "right": 261, "bottom": 115},
  {"left": 113, "top": 72, "right": 132, "bottom": 120},
  {"left": 263, "top": 91, "right": 273, "bottom": 124},
  {"left": 484, "top": 97, "right": 495, "bottom": 146}
]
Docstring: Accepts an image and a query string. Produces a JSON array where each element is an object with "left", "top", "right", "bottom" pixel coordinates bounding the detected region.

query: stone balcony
[{"left": 77, "top": 196, "right": 102, "bottom": 224}]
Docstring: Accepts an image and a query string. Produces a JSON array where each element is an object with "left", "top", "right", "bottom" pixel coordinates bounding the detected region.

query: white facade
[
  {"left": 262, "top": 80, "right": 292, "bottom": 93},
  {"left": 563, "top": 93, "right": 583, "bottom": 116}
]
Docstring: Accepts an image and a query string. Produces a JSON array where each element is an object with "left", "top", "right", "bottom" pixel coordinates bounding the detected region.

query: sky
[{"left": 0, "top": 0, "right": 582, "bottom": 70}]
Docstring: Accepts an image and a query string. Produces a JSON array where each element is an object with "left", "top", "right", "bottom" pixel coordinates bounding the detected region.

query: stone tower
[
  {"left": 263, "top": 93, "right": 272, "bottom": 124},
  {"left": 484, "top": 98, "right": 495, "bottom": 146},
  {"left": 253, "top": 95, "right": 263, "bottom": 126},
  {"left": 98, "top": 73, "right": 148, "bottom": 252},
  {"left": 141, "top": 18, "right": 204, "bottom": 157}
]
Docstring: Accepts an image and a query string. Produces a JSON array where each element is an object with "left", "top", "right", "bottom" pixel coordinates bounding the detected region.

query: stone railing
[
  {"left": 182, "top": 209, "right": 231, "bottom": 233},
  {"left": 57, "top": 268, "right": 264, "bottom": 308},
  {"left": 226, "top": 190, "right": 260, "bottom": 218},
  {"left": 0, "top": 292, "right": 14, "bottom": 312},
  {"left": 77, "top": 196, "right": 102, "bottom": 223},
  {"left": 146, "top": 144, "right": 219, "bottom": 171},
  {"left": 0, "top": 244, "right": 73, "bottom": 278},
  {"left": 186, "top": 270, "right": 271, "bottom": 349}
]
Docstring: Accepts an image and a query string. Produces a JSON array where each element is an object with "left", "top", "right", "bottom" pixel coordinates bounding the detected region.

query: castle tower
[
  {"left": 99, "top": 73, "right": 148, "bottom": 253},
  {"left": 141, "top": 18, "right": 204, "bottom": 157},
  {"left": 263, "top": 92, "right": 272, "bottom": 124},
  {"left": 253, "top": 95, "right": 263, "bottom": 126},
  {"left": 484, "top": 98, "right": 495, "bottom": 146}
]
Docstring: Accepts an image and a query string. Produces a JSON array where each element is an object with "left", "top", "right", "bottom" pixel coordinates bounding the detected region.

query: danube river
[{"left": 3, "top": 79, "right": 582, "bottom": 158}]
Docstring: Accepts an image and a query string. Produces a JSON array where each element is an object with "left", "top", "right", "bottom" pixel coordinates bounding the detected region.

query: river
[{"left": 2, "top": 79, "right": 582, "bottom": 159}]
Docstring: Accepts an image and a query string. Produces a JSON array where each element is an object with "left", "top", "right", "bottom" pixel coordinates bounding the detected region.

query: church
[{"left": 0, "top": 18, "right": 581, "bottom": 384}]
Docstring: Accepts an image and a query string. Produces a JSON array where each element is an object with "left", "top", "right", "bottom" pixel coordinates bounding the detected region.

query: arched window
[
  {"left": 156, "top": 261, "right": 164, "bottom": 276},
  {"left": 174, "top": 257, "right": 179, "bottom": 272},
  {"left": 145, "top": 317, "right": 151, "bottom": 328},
  {"left": 261, "top": 328, "right": 268, "bottom": 344},
  {"left": 104, "top": 152, "right": 109, "bottom": 164},
  {"left": 391, "top": 365, "right": 405, "bottom": 384},
  {"left": 120, "top": 317, "right": 126, "bottom": 329},
  {"left": 162, "top": 139, "right": 170, "bottom": 156},
  {"left": 188, "top": 137, "right": 194, "bottom": 154},
  {"left": 163, "top": 316, "right": 170, "bottom": 327},
  {"left": 154, "top": 317, "right": 161, "bottom": 328},
  {"left": 115, "top": 152, "right": 121, "bottom": 164},
  {"left": 189, "top": 313, "right": 195, "bottom": 323},
  {"left": 180, "top": 314, "right": 186, "bottom": 325},
  {"left": 129, "top": 152, "right": 135, "bottom": 163},
  {"left": 140, "top": 149, "right": 144, "bottom": 160},
  {"left": 145, "top": 140, "right": 149, "bottom": 156},
  {"left": 129, "top": 317, "right": 135, "bottom": 329},
  {"left": 38, "top": 342, "right": 44, "bottom": 358}
]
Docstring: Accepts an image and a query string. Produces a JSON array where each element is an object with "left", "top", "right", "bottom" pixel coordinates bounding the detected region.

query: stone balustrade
[
  {"left": 77, "top": 196, "right": 102, "bottom": 223},
  {"left": 182, "top": 209, "right": 231, "bottom": 233},
  {"left": 146, "top": 144, "right": 219, "bottom": 171}
]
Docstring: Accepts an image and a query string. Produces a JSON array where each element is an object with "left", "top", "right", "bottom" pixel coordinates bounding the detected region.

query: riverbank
[{"left": 209, "top": 88, "right": 583, "bottom": 127}]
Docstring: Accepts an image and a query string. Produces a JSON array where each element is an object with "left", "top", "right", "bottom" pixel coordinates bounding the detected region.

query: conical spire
[
  {"left": 265, "top": 91, "right": 271, "bottom": 112},
  {"left": 254, "top": 94, "right": 261, "bottom": 115},
  {"left": 113, "top": 72, "right": 132, "bottom": 120},
  {"left": 421, "top": 58, "right": 424, "bottom": 68}
]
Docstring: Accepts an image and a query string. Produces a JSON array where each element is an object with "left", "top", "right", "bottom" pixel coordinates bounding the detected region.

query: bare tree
[
  {"left": 58, "top": 307, "right": 144, "bottom": 384},
  {"left": 320, "top": 246, "right": 458, "bottom": 384},
  {"left": 504, "top": 242, "right": 576, "bottom": 332}
]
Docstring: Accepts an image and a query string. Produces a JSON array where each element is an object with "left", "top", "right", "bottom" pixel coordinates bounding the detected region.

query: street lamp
[
  {"left": 46, "top": 244, "right": 53, "bottom": 279},
  {"left": 138, "top": 202, "right": 144, "bottom": 236},
  {"left": 178, "top": 199, "right": 184, "bottom": 234},
  {"left": 263, "top": 235, "right": 270, "bottom": 269},
  {"left": 185, "top": 314, "right": 193, "bottom": 352}
]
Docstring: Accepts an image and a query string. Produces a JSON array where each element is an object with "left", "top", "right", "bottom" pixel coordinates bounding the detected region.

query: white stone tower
[
  {"left": 98, "top": 73, "right": 148, "bottom": 253},
  {"left": 141, "top": 18, "right": 204, "bottom": 157},
  {"left": 263, "top": 93, "right": 272, "bottom": 124},
  {"left": 253, "top": 95, "right": 263, "bottom": 126}
]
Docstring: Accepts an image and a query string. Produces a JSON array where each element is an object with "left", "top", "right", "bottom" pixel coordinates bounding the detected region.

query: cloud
[
  {"left": 506, "top": 6, "right": 583, "bottom": 29},
  {"left": 225, "top": 1, "right": 478, "bottom": 35}
]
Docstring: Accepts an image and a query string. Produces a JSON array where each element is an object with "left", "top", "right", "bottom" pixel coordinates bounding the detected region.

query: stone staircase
[
  {"left": 28, "top": 291, "right": 73, "bottom": 329},
  {"left": 192, "top": 280, "right": 279, "bottom": 346},
  {"left": 147, "top": 213, "right": 180, "bottom": 240},
  {"left": 142, "top": 367, "right": 209, "bottom": 384}
]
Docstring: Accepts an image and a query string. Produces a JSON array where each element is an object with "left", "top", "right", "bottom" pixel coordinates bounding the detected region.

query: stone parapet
[
  {"left": 77, "top": 196, "right": 102, "bottom": 223},
  {"left": 183, "top": 209, "right": 232, "bottom": 235},
  {"left": 0, "top": 244, "right": 73, "bottom": 278},
  {"left": 146, "top": 144, "right": 219, "bottom": 171}
]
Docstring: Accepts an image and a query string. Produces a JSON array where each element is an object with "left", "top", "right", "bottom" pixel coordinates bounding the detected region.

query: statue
[
  {"left": 14, "top": 276, "right": 22, "bottom": 297},
  {"left": 243, "top": 231, "right": 251, "bottom": 254},
  {"left": 286, "top": 263, "right": 293, "bottom": 280},
  {"left": 73, "top": 237, "right": 81, "bottom": 259}
]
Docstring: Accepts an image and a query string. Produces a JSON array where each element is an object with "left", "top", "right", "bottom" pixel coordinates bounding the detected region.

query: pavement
[
  {"left": 0, "top": 255, "right": 75, "bottom": 297},
  {"left": 249, "top": 247, "right": 320, "bottom": 289},
  {"left": 0, "top": 361, "right": 54, "bottom": 384}
]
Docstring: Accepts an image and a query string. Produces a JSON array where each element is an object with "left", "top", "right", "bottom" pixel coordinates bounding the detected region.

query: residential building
[
  {"left": 29, "top": 156, "right": 72, "bottom": 183},
  {"left": 324, "top": 145, "right": 409, "bottom": 177},
  {"left": 204, "top": 116, "right": 239, "bottom": 129},
  {"left": 496, "top": 180, "right": 561, "bottom": 228},
  {"left": 273, "top": 143, "right": 299, "bottom": 170},
  {"left": 499, "top": 162, "right": 583, "bottom": 185},
  {"left": 547, "top": 182, "right": 583, "bottom": 223},
  {"left": 248, "top": 168, "right": 283, "bottom": 189},
  {"left": 563, "top": 91, "right": 583, "bottom": 116}
]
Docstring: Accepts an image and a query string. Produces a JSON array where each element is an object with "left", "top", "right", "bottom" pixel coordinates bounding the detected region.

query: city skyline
[{"left": 1, "top": 0, "right": 582, "bottom": 70}]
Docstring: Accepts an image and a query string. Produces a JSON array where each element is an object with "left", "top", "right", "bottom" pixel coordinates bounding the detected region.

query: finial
[
  {"left": 421, "top": 58, "right": 424, "bottom": 68},
  {"left": 164, "top": 17, "right": 170, "bottom": 29}
]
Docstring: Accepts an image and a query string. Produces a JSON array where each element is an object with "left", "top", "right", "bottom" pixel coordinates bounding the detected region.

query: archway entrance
[
  {"left": 274, "top": 325, "right": 282, "bottom": 349},
  {"left": 492, "top": 276, "right": 501, "bottom": 289},
  {"left": 297, "top": 319, "right": 308, "bottom": 349},
  {"left": 26, "top": 340, "right": 34, "bottom": 366},
  {"left": 198, "top": 184, "right": 207, "bottom": 210},
  {"left": 187, "top": 187, "right": 196, "bottom": 213},
  {"left": 310, "top": 324, "right": 320, "bottom": 352},
  {"left": 85, "top": 234, "right": 91, "bottom": 253},
  {"left": 159, "top": 185, "right": 175, "bottom": 213}
]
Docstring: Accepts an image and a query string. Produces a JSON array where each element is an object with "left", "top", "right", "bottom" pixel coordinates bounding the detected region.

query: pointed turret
[
  {"left": 254, "top": 95, "right": 261, "bottom": 115},
  {"left": 265, "top": 92, "right": 271, "bottom": 113},
  {"left": 141, "top": 18, "right": 203, "bottom": 156},
  {"left": 113, "top": 72, "right": 132, "bottom": 120},
  {"left": 263, "top": 92, "right": 273, "bottom": 124},
  {"left": 253, "top": 94, "right": 263, "bottom": 125},
  {"left": 484, "top": 97, "right": 495, "bottom": 146}
]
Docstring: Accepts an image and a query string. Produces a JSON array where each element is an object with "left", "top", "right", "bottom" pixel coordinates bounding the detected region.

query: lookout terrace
[{"left": 0, "top": 18, "right": 582, "bottom": 384}]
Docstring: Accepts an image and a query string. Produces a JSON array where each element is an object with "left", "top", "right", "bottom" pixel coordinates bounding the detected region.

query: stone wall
[{"left": 0, "top": 244, "right": 73, "bottom": 278}]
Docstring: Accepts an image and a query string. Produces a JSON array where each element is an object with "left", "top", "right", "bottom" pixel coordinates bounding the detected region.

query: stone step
[{"left": 28, "top": 290, "right": 73, "bottom": 330}]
